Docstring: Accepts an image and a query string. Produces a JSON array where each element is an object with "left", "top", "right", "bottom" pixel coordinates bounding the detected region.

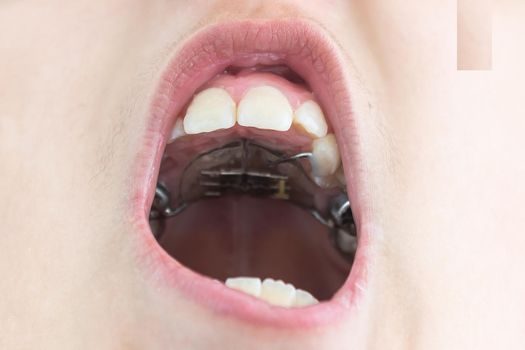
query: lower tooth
[
  {"left": 293, "top": 289, "right": 319, "bottom": 307},
  {"left": 225, "top": 277, "right": 319, "bottom": 308},
  {"left": 225, "top": 277, "right": 261, "bottom": 298},
  {"left": 260, "top": 278, "right": 296, "bottom": 307}
]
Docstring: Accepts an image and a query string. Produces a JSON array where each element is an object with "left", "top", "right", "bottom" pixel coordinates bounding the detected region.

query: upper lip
[{"left": 131, "top": 18, "right": 370, "bottom": 328}]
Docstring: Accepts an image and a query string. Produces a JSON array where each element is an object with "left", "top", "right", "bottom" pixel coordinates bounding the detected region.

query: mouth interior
[
  {"left": 156, "top": 196, "right": 351, "bottom": 300},
  {"left": 149, "top": 64, "right": 356, "bottom": 303},
  {"left": 224, "top": 64, "right": 308, "bottom": 86}
]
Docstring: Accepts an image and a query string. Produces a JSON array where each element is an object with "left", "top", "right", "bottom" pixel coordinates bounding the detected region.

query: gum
[{"left": 200, "top": 71, "right": 317, "bottom": 110}]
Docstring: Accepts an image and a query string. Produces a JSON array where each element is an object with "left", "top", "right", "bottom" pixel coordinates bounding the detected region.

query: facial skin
[{"left": 1, "top": 1, "right": 524, "bottom": 349}]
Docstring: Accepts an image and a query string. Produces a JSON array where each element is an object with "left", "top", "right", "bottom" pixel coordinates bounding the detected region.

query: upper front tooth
[
  {"left": 225, "top": 277, "right": 262, "bottom": 298},
  {"left": 237, "top": 86, "right": 293, "bottom": 131},
  {"left": 183, "top": 87, "right": 236, "bottom": 134},
  {"left": 259, "top": 278, "right": 296, "bottom": 307},
  {"left": 310, "top": 134, "right": 341, "bottom": 176},
  {"left": 294, "top": 100, "right": 328, "bottom": 138}
]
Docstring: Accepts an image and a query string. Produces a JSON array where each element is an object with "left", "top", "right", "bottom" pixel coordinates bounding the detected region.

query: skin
[{"left": 1, "top": 1, "right": 524, "bottom": 349}]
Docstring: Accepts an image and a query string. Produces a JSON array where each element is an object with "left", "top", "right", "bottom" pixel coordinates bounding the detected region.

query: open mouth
[{"left": 133, "top": 19, "right": 369, "bottom": 327}]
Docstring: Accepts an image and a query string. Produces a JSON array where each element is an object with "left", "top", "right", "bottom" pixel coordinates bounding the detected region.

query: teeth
[
  {"left": 310, "top": 134, "right": 341, "bottom": 176},
  {"left": 225, "top": 277, "right": 261, "bottom": 297},
  {"left": 177, "top": 86, "right": 342, "bottom": 186},
  {"left": 183, "top": 88, "right": 236, "bottom": 134},
  {"left": 238, "top": 86, "right": 293, "bottom": 131},
  {"left": 260, "top": 278, "right": 296, "bottom": 307},
  {"left": 168, "top": 118, "right": 186, "bottom": 143},
  {"left": 313, "top": 175, "right": 340, "bottom": 189},
  {"left": 225, "top": 277, "right": 319, "bottom": 308},
  {"left": 335, "top": 166, "right": 346, "bottom": 186},
  {"left": 292, "top": 289, "right": 319, "bottom": 307},
  {"left": 293, "top": 100, "right": 328, "bottom": 138}
]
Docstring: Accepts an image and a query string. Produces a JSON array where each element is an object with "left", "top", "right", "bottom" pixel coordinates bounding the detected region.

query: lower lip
[{"left": 130, "top": 18, "right": 371, "bottom": 328}]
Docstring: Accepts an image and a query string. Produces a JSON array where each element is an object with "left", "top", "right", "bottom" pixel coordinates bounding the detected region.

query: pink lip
[{"left": 131, "top": 18, "right": 371, "bottom": 328}]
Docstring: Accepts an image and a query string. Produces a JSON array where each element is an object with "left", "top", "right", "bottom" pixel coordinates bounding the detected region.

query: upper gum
[{"left": 198, "top": 71, "right": 317, "bottom": 110}]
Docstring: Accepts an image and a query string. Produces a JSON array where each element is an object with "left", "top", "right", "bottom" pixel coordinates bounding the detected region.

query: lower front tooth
[
  {"left": 259, "top": 278, "right": 296, "bottom": 307},
  {"left": 225, "top": 277, "right": 262, "bottom": 298},
  {"left": 292, "top": 289, "right": 319, "bottom": 307},
  {"left": 225, "top": 277, "right": 320, "bottom": 308},
  {"left": 310, "top": 134, "right": 341, "bottom": 176}
]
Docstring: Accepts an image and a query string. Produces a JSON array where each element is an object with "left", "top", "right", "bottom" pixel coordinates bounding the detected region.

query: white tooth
[
  {"left": 310, "top": 134, "right": 340, "bottom": 176},
  {"left": 335, "top": 166, "right": 346, "bottom": 186},
  {"left": 313, "top": 175, "right": 339, "bottom": 188},
  {"left": 168, "top": 118, "right": 186, "bottom": 143},
  {"left": 183, "top": 88, "right": 236, "bottom": 134},
  {"left": 293, "top": 100, "right": 328, "bottom": 138},
  {"left": 293, "top": 289, "right": 319, "bottom": 307},
  {"left": 259, "top": 278, "right": 296, "bottom": 307},
  {"left": 225, "top": 277, "right": 318, "bottom": 308},
  {"left": 238, "top": 86, "right": 293, "bottom": 131},
  {"left": 225, "top": 277, "right": 261, "bottom": 298}
]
